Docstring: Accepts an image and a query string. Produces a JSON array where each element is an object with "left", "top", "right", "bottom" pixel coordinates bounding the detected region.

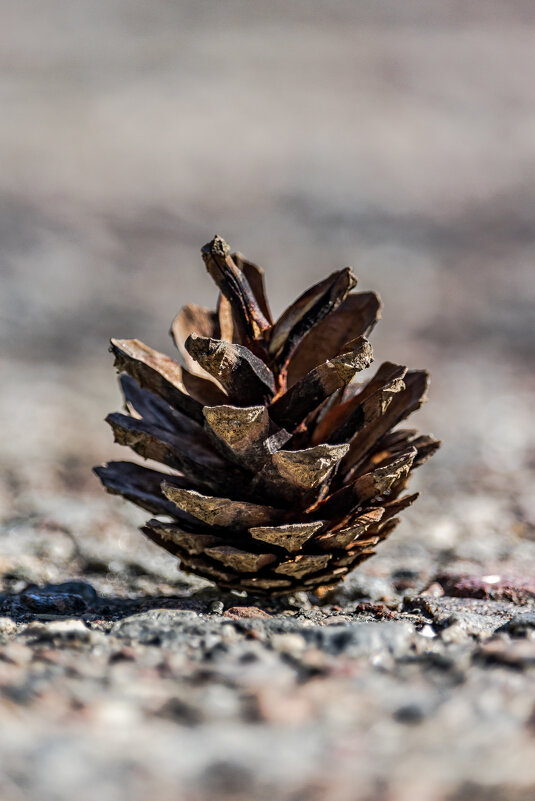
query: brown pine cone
[{"left": 95, "top": 236, "right": 440, "bottom": 595}]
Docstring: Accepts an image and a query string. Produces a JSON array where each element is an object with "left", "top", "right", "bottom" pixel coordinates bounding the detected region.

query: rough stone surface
[{"left": 1, "top": 495, "right": 535, "bottom": 801}]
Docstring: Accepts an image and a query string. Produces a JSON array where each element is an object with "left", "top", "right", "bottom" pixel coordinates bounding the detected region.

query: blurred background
[{"left": 1, "top": 0, "right": 535, "bottom": 568}]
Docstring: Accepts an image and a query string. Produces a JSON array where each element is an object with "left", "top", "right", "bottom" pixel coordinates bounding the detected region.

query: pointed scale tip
[
  {"left": 344, "top": 266, "right": 358, "bottom": 291},
  {"left": 202, "top": 235, "right": 230, "bottom": 259}
]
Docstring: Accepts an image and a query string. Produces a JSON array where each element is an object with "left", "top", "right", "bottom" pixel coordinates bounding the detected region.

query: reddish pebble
[
  {"left": 354, "top": 602, "right": 397, "bottom": 619},
  {"left": 223, "top": 606, "right": 272, "bottom": 619},
  {"left": 437, "top": 573, "right": 535, "bottom": 604}
]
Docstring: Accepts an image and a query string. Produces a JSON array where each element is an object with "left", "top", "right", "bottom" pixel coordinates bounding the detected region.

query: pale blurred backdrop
[{"left": 1, "top": 0, "right": 535, "bottom": 538}]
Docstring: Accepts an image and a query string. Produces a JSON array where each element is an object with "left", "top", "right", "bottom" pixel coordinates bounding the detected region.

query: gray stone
[{"left": 498, "top": 611, "right": 535, "bottom": 636}]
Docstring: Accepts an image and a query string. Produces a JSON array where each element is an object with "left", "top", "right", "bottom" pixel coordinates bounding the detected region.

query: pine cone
[{"left": 95, "top": 236, "right": 440, "bottom": 595}]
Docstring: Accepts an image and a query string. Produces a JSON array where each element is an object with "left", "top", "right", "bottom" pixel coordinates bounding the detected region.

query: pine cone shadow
[{"left": 0, "top": 579, "right": 303, "bottom": 623}]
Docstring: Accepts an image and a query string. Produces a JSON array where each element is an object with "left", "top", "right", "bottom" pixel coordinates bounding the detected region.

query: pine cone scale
[
  {"left": 269, "top": 337, "right": 373, "bottom": 430},
  {"left": 161, "top": 485, "right": 287, "bottom": 529},
  {"left": 184, "top": 334, "right": 276, "bottom": 402},
  {"left": 286, "top": 291, "right": 381, "bottom": 387},
  {"left": 110, "top": 338, "right": 205, "bottom": 422},
  {"left": 268, "top": 267, "right": 357, "bottom": 367}
]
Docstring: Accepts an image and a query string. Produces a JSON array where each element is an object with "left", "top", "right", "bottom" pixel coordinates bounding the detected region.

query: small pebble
[
  {"left": 271, "top": 633, "right": 307, "bottom": 654},
  {"left": 499, "top": 612, "right": 535, "bottom": 636},
  {"left": 419, "top": 625, "right": 437, "bottom": 639},
  {"left": 0, "top": 617, "right": 18, "bottom": 637},
  {"left": 18, "top": 582, "right": 98, "bottom": 616},
  {"left": 394, "top": 703, "right": 426, "bottom": 724},
  {"left": 23, "top": 619, "right": 97, "bottom": 644},
  {"left": 320, "top": 615, "right": 352, "bottom": 626},
  {"left": 223, "top": 606, "right": 271, "bottom": 619},
  {"left": 478, "top": 638, "right": 535, "bottom": 668},
  {"left": 420, "top": 582, "right": 445, "bottom": 598}
]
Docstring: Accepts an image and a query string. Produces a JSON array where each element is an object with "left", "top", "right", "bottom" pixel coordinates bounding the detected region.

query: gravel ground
[
  {"left": 1, "top": 458, "right": 534, "bottom": 801},
  {"left": 2, "top": 2, "right": 535, "bottom": 800}
]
